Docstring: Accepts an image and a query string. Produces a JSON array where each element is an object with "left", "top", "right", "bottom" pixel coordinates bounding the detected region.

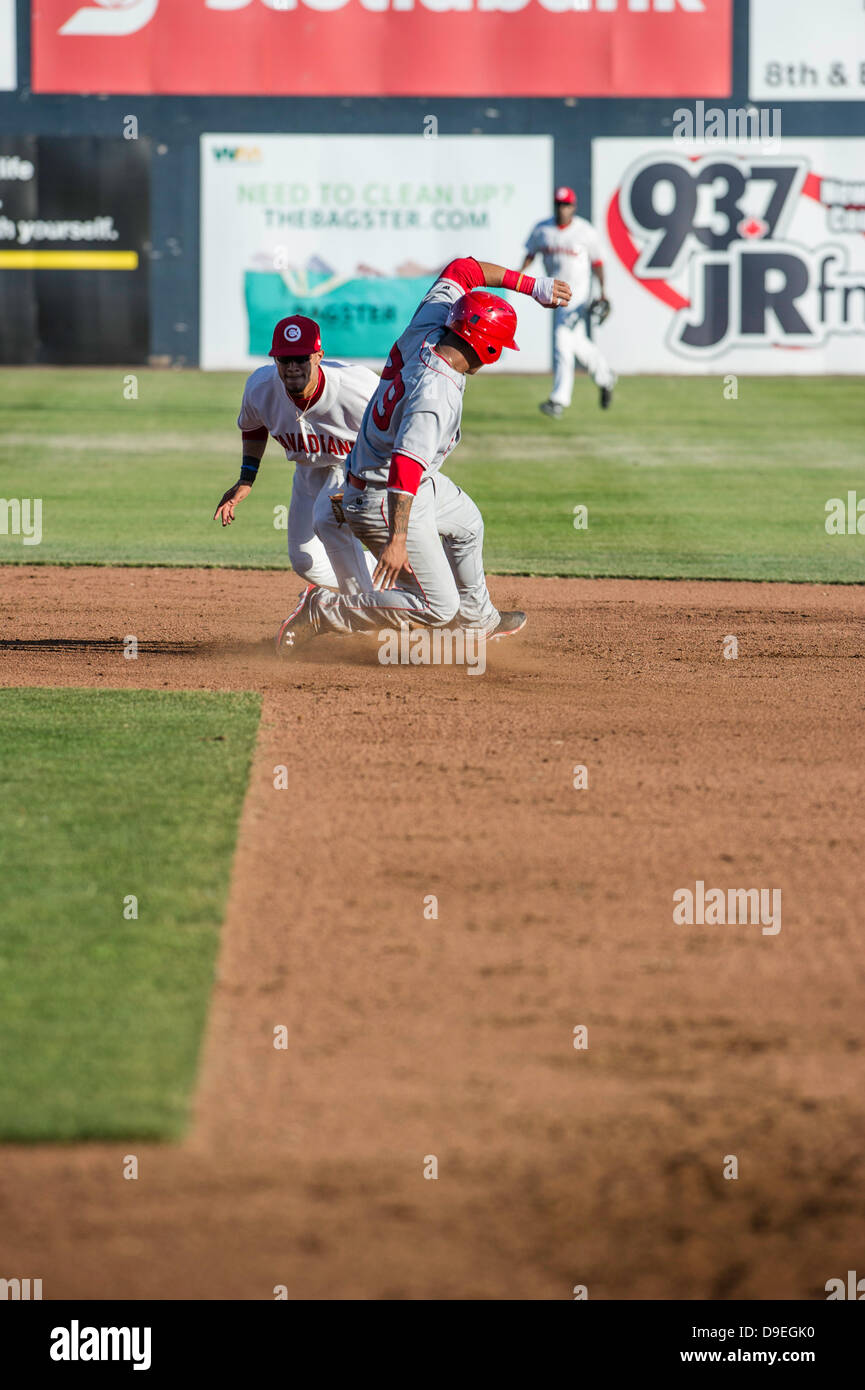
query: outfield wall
[{"left": 0, "top": 0, "right": 863, "bottom": 370}]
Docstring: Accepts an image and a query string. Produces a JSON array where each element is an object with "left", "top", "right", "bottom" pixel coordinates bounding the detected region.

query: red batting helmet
[{"left": 445, "top": 291, "right": 519, "bottom": 364}]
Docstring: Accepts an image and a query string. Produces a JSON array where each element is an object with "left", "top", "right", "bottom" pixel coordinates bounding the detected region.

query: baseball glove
[
  {"left": 589, "top": 296, "right": 611, "bottom": 325},
  {"left": 330, "top": 490, "right": 346, "bottom": 527}
]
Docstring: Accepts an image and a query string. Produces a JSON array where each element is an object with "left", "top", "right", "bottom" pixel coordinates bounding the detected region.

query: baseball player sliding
[
  {"left": 521, "top": 185, "right": 616, "bottom": 416},
  {"left": 275, "top": 255, "right": 570, "bottom": 653},
  {"left": 213, "top": 314, "right": 377, "bottom": 596}
]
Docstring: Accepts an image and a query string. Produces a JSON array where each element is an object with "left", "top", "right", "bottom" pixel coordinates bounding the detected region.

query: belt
[{"left": 346, "top": 471, "right": 386, "bottom": 491}]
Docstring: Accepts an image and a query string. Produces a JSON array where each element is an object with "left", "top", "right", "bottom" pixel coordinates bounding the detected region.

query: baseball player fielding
[
  {"left": 522, "top": 184, "right": 616, "bottom": 416},
  {"left": 213, "top": 314, "right": 378, "bottom": 600}
]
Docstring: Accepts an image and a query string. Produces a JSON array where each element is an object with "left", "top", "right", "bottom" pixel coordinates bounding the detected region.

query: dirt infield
[{"left": 1, "top": 565, "right": 863, "bottom": 1300}]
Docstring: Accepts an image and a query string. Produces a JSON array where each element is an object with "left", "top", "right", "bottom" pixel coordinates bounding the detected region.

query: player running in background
[
  {"left": 274, "top": 256, "right": 570, "bottom": 653},
  {"left": 213, "top": 314, "right": 377, "bottom": 596},
  {"left": 521, "top": 185, "right": 616, "bottom": 416}
]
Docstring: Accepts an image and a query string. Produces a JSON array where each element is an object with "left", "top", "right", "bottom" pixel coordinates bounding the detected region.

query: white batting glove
[{"left": 531, "top": 276, "right": 560, "bottom": 308}]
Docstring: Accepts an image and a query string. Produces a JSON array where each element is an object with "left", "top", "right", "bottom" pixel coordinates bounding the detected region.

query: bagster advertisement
[
  {"left": 32, "top": 0, "right": 732, "bottom": 98},
  {"left": 200, "top": 133, "right": 552, "bottom": 371},
  {"left": 592, "top": 137, "right": 865, "bottom": 374}
]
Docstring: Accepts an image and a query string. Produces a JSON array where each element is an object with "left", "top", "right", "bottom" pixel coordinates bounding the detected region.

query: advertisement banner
[
  {"left": 0, "top": 0, "right": 15, "bottom": 91},
  {"left": 750, "top": 0, "right": 865, "bottom": 102},
  {"left": 592, "top": 137, "right": 865, "bottom": 375},
  {"left": 0, "top": 136, "right": 150, "bottom": 364},
  {"left": 33, "top": 0, "right": 732, "bottom": 98},
  {"left": 200, "top": 134, "right": 553, "bottom": 372}
]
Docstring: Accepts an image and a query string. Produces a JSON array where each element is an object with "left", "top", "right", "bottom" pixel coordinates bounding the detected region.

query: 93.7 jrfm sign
[{"left": 593, "top": 138, "right": 865, "bottom": 375}]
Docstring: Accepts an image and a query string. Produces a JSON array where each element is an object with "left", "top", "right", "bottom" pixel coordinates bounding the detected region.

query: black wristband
[{"left": 240, "top": 454, "right": 260, "bottom": 484}]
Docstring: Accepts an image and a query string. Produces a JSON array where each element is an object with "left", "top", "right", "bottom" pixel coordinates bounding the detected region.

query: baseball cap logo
[{"left": 268, "top": 314, "right": 321, "bottom": 357}]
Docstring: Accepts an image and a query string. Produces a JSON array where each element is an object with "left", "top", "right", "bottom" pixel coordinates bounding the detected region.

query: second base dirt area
[{"left": 1, "top": 566, "right": 863, "bottom": 1300}]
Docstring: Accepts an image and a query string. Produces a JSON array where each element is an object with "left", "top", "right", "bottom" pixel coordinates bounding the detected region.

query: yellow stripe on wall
[{"left": 0, "top": 250, "right": 139, "bottom": 270}]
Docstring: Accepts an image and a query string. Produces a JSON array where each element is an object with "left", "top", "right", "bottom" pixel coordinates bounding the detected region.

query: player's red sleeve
[
  {"left": 387, "top": 452, "right": 424, "bottom": 495},
  {"left": 439, "top": 257, "right": 485, "bottom": 292},
  {"left": 242, "top": 425, "right": 268, "bottom": 441},
  {"left": 591, "top": 259, "right": 604, "bottom": 269}
]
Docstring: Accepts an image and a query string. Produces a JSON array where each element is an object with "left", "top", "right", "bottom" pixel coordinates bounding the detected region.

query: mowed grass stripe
[
  {"left": 0, "top": 688, "right": 261, "bottom": 1141},
  {"left": 0, "top": 369, "right": 862, "bottom": 581}
]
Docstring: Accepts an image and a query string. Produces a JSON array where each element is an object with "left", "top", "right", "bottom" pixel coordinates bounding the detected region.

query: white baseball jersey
[
  {"left": 349, "top": 262, "right": 481, "bottom": 486},
  {"left": 237, "top": 360, "right": 379, "bottom": 467},
  {"left": 524, "top": 215, "right": 603, "bottom": 314}
]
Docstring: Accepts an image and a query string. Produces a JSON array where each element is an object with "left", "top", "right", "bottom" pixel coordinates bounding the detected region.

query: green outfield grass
[
  {"left": 0, "top": 688, "right": 261, "bottom": 1141},
  {"left": 0, "top": 368, "right": 862, "bottom": 582}
]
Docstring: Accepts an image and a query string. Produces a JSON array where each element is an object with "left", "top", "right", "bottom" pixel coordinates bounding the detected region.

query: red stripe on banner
[
  {"left": 606, "top": 190, "right": 690, "bottom": 313},
  {"left": 802, "top": 173, "right": 822, "bottom": 203}
]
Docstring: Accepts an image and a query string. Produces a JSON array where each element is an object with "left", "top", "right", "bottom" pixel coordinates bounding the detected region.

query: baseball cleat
[
  {"left": 599, "top": 385, "right": 613, "bottom": 410},
  {"left": 539, "top": 400, "right": 563, "bottom": 419},
  {"left": 489, "top": 610, "right": 527, "bottom": 639},
  {"left": 275, "top": 584, "right": 317, "bottom": 653}
]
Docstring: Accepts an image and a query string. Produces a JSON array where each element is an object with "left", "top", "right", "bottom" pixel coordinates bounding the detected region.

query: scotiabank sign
[{"left": 32, "top": 0, "right": 732, "bottom": 97}]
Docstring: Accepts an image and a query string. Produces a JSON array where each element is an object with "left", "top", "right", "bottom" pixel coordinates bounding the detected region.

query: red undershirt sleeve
[
  {"left": 438, "top": 257, "right": 485, "bottom": 292},
  {"left": 242, "top": 425, "right": 268, "bottom": 441},
  {"left": 387, "top": 452, "right": 424, "bottom": 495}
]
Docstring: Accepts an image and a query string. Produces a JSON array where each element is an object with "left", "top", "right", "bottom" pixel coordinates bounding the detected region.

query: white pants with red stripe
[
  {"left": 289, "top": 463, "right": 374, "bottom": 594},
  {"left": 308, "top": 472, "right": 500, "bottom": 635},
  {"left": 551, "top": 309, "right": 615, "bottom": 406}
]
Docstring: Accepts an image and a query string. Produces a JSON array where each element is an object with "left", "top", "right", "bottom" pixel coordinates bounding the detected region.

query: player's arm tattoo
[{"left": 387, "top": 491, "right": 413, "bottom": 539}]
